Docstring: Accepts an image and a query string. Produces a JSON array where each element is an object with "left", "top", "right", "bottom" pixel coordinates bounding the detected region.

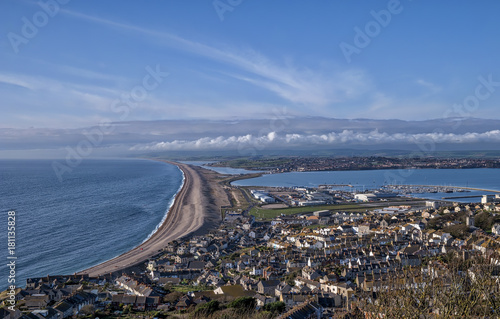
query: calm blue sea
[
  {"left": 0, "top": 159, "right": 182, "bottom": 291},
  {"left": 232, "top": 168, "right": 500, "bottom": 200}
]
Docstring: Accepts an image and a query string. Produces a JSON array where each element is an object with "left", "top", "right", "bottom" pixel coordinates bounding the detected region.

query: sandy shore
[{"left": 78, "top": 161, "right": 228, "bottom": 277}]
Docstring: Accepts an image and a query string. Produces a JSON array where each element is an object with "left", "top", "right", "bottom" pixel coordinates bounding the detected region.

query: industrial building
[
  {"left": 481, "top": 194, "right": 500, "bottom": 204},
  {"left": 354, "top": 192, "right": 397, "bottom": 202},
  {"left": 251, "top": 190, "right": 276, "bottom": 204},
  {"left": 354, "top": 194, "right": 377, "bottom": 202},
  {"left": 313, "top": 210, "right": 330, "bottom": 217}
]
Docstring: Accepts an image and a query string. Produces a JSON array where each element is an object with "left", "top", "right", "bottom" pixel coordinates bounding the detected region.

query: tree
[
  {"left": 79, "top": 304, "right": 94, "bottom": 316},
  {"left": 443, "top": 224, "right": 469, "bottom": 239},
  {"left": 345, "top": 307, "right": 365, "bottom": 319},
  {"left": 163, "top": 291, "right": 183, "bottom": 304},
  {"left": 475, "top": 211, "right": 494, "bottom": 231}
]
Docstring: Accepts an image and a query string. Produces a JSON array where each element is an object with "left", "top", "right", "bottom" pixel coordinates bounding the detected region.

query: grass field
[
  {"left": 170, "top": 285, "right": 213, "bottom": 293},
  {"left": 249, "top": 203, "right": 384, "bottom": 219}
]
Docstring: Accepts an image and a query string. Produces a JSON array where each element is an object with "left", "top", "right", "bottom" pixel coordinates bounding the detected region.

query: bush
[
  {"left": 193, "top": 300, "right": 220, "bottom": 317},
  {"left": 122, "top": 304, "right": 132, "bottom": 314},
  {"left": 228, "top": 297, "right": 256, "bottom": 313},
  {"left": 263, "top": 301, "right": 286, "bottom": 314}
]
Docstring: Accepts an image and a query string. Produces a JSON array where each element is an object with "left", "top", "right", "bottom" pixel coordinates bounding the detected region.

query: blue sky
[{"left": 1, "top": 0, "right": 500, "bottom": 129}]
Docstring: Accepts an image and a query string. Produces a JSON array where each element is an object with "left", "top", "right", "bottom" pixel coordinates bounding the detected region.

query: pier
[{"left": 441, "top": 195, "right": 483, "bottom": 200}]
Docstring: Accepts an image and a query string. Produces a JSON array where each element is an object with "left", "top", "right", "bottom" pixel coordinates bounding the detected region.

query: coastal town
[
  {"left": 5, "top": 0, "right": 500, "bottom": 318},
  {"left": 2, "top": 163, "right": 500, "bottom": 319},
  {"left": 209, "top": 156, "right": 500, "bottom": 173}
]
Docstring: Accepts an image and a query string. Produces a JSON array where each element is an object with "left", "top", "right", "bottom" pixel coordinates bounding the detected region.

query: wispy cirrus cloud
[
  {"left": 2, "top": 9, "right": 377, "bottom": 129},
  {"left": 0, "top": 72, "right": 119, "bottom": 108},
  {"left": 60, "top": 9, "right": 372, "bottom": 108},
  {"left": 0, "top": 73, "right": 36, "bottom": 90},
  {"left": 54, "top": 64, "right": 129, "bottom": 83}
]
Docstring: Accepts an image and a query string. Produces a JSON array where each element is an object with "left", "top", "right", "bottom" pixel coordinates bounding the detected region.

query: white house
[{"left": 492, "top": 224, "right": 500, "bottom": 236}]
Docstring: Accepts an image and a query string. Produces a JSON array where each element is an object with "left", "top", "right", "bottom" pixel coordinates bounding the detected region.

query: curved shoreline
[
  {"left": 78, "top": 161, "right": 218, "bottom": 277},
  {"left": 141, "top": 166, "right": 185, "bottom": 245}
]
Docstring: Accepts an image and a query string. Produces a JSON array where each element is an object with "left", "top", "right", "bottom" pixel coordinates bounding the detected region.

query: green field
[
  {"left": 170, "top": 285, "right": 213, "bottom": 293},
  {"left": 249, "top": 203, "right": 382, "bottom": 219},
  {"left": 211, "top": 158, "right": 291, "bottom": 169}
]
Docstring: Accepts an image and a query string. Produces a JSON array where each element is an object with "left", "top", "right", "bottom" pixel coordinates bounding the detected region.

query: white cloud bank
[{"left": 131, "top": 130, "right": 500, "bottom": 151}]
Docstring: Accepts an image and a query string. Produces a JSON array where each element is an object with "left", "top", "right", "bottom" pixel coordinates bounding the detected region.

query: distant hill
[{"left": 2, "top": 117, "right": 500, "bottom": 158}]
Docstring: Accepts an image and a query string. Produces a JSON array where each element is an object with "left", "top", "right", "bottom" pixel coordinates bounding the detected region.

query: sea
[
  {"left": 0, "top": 159, "right": 183, "bottom": 291},
  {"left": 232, "top": 168, "right": 500, "bottom": 201}
]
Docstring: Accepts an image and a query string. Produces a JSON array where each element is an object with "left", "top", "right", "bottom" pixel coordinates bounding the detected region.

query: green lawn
[
  {"left": 305, "top": 224, "right": 332, "bottom": 229},
  {"left": 170, "top": 285, "right": 213, "bottom": 293},
  {"left": 249, "top": 203, "right": 376, "bottom": 219}
]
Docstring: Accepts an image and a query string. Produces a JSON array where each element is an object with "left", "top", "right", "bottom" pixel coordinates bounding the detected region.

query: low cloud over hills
[{"left": 2, "top": 117, "right": 500, "bottom": 158}]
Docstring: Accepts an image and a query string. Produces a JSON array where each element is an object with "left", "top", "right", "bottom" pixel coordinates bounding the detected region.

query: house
[
  {"left": 327, "top": 282, "right": 354, "bottom": 301},
  {"left": 134, "top": 296, "right": 147, "bottom": 311},
  {"left": 302, "top": 267, "right": 320, "bottom": 281},
  {"left": 357, "top": 223, "right": 372, "bottom": 235},
  {"left": 257, "top": 280, "right": 280, "bottom": 296},
  {"left": 220, "top": 259, "right": 234, "bottom": 269},
  {"left": 187, "top": 261, "right": 206, "bottom": 271},
  {"left": 267, "top": 239, "right": 287, "bottom": 249},
  {"left": 248, "top": 248, "right": 260, "bottom": 257},
  {"left": 8, "top": 289, "right": 30, "bottom": 302},
  {"left": 492, "top": 224, "right": 500, "bottom": 236},
  {"left": 65, "top": 292, "right": 96, "bottom": 315},
  {"left": 0, "top": 307, "right": 22, "bottom": 319},
  {"left": 315, "top": 292, "right": 343, "bottom": 308},
  {"left": 275, "top": 282, "right": 292, "bottom": 297},
  {"left": 294, "top": 277, "right": 320, "bottom": 292},
  {"left": 279, "top": 301, "right": 323, "bottom": 319},
  {"left": 251, "top": 266, "right": 263, "bottom": 276},
  {"left": 24, "top": 294, "right": 50, "bottom": 310},
  {"left": 280, "top": 293, "right": 311, "bottom": 308},
  {"left": 52, "top": 300, "right": 73, "bottom": 319},
  {"left": 254, "top": 294, "right": 276, "bottom": 307},
  {"left": 239, "top": 276, "right": 259, "bottom": 291},
  {"left": 115, "top": 276, "right": 153, "bottom": 296},
  {"left": 175, "top": 295, "right": 193, "bottom": 310},
  {"left": 111, "top": 294, "right": 159, "bottom": 311},
  {"left": 28, "top": 308, "right": 59, "bottom": 319},
  {"left": 263, "top": 266, "right": 279, "bottom": 280}
]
